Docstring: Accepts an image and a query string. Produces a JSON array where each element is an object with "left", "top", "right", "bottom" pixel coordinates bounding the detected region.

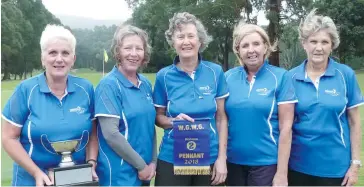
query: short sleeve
[
  {"left": 94, "top": 83, "right": 122, "bottom": 119},
  {"left": 347, "top": 70, "right": 364, "bottom": 109},
  {"left": 153, "top": 73, "right": 167, "bottom": 108},
  {"left": 2, "top": 84, "right": 29, "bottom": 127},
  {"left": 277, "top": 72, "right": 298, "bottom": 105},
  {"left": 216, "top": 67, "right": 229, "bottom": 99}
]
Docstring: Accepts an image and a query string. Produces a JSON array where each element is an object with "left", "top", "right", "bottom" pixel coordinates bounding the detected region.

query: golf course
[{"left": 1, "top": 70, "right": 364, "bottom": 186}]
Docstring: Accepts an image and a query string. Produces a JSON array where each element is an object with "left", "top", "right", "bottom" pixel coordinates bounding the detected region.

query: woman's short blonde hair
[
  {"left": 111, "top": 24, "right": 151, "bottom": 66},
  {"left": 232, "top": 22, "right": 276, "bottom": 65},
  {"left": 299, "top": 9, "right": 340, "bottom": 49},
  {"left": 165, "top": 12, "right": 212, "bottom": 52}
]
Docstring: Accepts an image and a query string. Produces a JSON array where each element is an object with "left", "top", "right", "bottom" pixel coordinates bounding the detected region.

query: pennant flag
[
  {"left": 173, "top": 118, "right": 211, "bottom": 175},
  {"left": 103, "top": 49, "right": 109, "bottom": 63}
]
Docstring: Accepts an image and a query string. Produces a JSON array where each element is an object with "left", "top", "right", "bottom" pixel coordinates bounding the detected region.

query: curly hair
[{"left": 165, "top": 12, "right": 212, "bottom": 52}]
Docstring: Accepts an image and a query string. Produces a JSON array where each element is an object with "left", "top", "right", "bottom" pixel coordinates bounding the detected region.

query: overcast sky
[
  {"left": 42, "top": 0, "right": 132, "bottom": 20},
  {"left": 42, "top": 0, "right": 269, "bottom": 25}
]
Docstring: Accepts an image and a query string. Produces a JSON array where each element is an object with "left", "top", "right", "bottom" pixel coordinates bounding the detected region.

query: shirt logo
[
  {"left": 70, "top": 106, "right": 86, "bottom": 114},
  {"left": 325, "top": 89, "right": 340, "bottom": 96},
  {"left": 256, "top": 88, "right": 270, "bottom": 96},
  {"left": 199, "top": 85, "right": 213, "bottom": 95}
]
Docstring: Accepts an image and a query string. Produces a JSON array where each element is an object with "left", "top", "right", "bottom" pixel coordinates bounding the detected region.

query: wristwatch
[{"left": 351, "top": 160, "right": 362, "bottom": 167}]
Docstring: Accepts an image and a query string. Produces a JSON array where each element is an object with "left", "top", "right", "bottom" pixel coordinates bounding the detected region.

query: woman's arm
[
  {"left": 348, "top": 107, "right": 362, "bottom": 165},
  {"left": 86, "top": 120, "right": 99, "bottom": 180},
  {"left": 2, "top": 120, "right": 52, "bottom": 186},
  {"left": 98, "top": 116, "right": 147, "bottom": 169},
  {"left": 151, "top": 128, "right": 158, "bottom": 164},
  {"left": 342, "top": 107, "right": 362, "bottom": 186},
  {"left": 273, "top": 103, "right": 295, "bottom": 186},
  {"left": 211, "top": 98, "right": 228, "bottom": 185},
  {"left": 155, "top": 107, "right": 194, "bottom": 129},
  {"left": 98, "top": 116, "right": 152, "bottom": 180},
  {"left": 155, "top": 107, "right": 173, "bottom": 130},
  {"left": 215, "top": 98, "right": 228, "bottom": 161},
  {"left": 86, "top": 120, "right": 99, "bottom": 161}
]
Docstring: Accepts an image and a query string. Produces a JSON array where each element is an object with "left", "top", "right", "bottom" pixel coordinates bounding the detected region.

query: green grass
[
  {"left": 1, "top": 71, "right": 364, "bottom": 186},
  {"left": 0, "top": 71, "right": 159, "bottom": 186}
]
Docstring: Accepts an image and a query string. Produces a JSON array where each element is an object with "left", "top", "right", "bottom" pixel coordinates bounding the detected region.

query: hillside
[{"left": 55, "top": 14, "right": 126, "bottom": 29}]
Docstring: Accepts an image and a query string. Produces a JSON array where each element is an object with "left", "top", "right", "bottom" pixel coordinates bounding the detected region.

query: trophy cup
[{"left": 50, "top": 140, "right": 98, "bottom": 186}]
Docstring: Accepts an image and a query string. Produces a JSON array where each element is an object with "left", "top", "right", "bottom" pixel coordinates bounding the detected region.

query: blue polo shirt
[
  {"left": 153, "top": 55, "right": 229, "bottom": 164},
  {"left": 225, "top": 61, "right": 297, "bottom": 166},
  {"left": 289, "top": 58, "right": 364, "bottom": 177},
  {"left": 2, "top": 73, "right": 94, "bottom": 186},
  {"left": 95, "top": 66, "right": 156, "bottom": 186}
]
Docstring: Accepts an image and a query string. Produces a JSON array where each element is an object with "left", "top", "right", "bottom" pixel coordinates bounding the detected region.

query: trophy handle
[
  {"left": 40, "top": 134, "right": 57, "bottom": 154},
  {"left": 75, "top": 130, "right": 89, "bottom": 152}
]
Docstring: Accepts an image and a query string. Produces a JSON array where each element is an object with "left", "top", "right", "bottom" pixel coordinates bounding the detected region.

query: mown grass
[{"left": 1, "top": 71, "right": 363, "bottom": 186}]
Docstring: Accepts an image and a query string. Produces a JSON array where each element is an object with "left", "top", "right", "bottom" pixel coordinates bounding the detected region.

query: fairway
[{"left": 1, "top": 71, "right": 364, "bottom": 186}]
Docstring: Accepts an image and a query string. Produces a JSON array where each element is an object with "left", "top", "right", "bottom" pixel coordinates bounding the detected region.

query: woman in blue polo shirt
[
  {"left": 1, "top": 25, "right": 98, "bottom": 186},
  {"left": 224, "top": 22, "right": 297, "bottom": 186},
  {"left": 288, "top": 9, "right": 363, "bottom": 186},
  {"left": 153, "top": 12, "right": 229, "bottom": 186},
  {"left": 94, "top": 24, "right": 157, "bottom": 186}
]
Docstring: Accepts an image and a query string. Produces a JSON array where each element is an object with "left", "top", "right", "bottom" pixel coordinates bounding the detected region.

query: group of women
[{"left": 2, "top": 9, "right": 363, "bottom": 187}]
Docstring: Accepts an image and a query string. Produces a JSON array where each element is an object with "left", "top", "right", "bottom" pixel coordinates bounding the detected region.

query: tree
[
  {"left": 72, "top": 25, "right": 118, "bottom": 72},
  {"left": 1, "top": 0, "right": 61, "bottom": 80},
  {"left": 315, "top": 0, "right": 364, "bottom": 64},
  {"left": 266, "top": 0, "right": 281, "bottom": 66},
  {"left": 1, "top": 0, "right": 25, "bottom": 80},
  {"left": 128, "top": 0, "right": 247, "bottom": 71}
]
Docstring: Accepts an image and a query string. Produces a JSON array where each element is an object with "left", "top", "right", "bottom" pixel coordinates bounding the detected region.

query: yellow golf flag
[{"left": 103, "top": 49, "right": 109, "bottom": 63}]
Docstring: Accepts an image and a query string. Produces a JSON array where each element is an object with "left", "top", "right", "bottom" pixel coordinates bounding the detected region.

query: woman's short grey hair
[
  {"left": 299, "top": 8, "right": 340, "bottom": 49},
  {"left": 40, "top": 24, "right": 76, "bottom": 55},
  {"left": 165, "top": 12, "right": 212, "bottom": 52},
  {"left": 232, "top": 21, "right": 276, "bottom": 65},
  {"left": 111, "top": 24, "right": 151, "bottom": 66}
]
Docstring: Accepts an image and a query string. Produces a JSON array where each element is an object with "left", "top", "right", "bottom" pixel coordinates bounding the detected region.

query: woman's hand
[
  {"left": 88, "top": 160, "right": 99, "bottom": 181},
  {"left": 173, "top": 113, "right": 194, "bottom": 122},
  {"left": 138, "top": 165, "right": 153, "bottom": 181},
  {"left": 341, "top": 165, "right": 359, "bottom": 186},
  {"left": 147, "top": 163, "right": 156, "bottom": 180},
  {"left": 272, "top": 172, "right": 288, "bottom": 187},
  {"left": 211, "top": 157, "right": 227, "bottom": 185},
  {"left": 34, "top": 170, "right": 53, "bottom": 187}
]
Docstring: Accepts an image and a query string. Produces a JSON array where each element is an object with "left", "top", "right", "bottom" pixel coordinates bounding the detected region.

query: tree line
[
  {"left": 1, "top": 0, "right": 61, "bottom": 80},
  {"left": 2, "top": 0, "right": 364, "bottom": 80}
]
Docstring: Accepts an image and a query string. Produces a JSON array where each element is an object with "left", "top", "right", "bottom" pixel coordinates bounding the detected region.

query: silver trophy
[{"left": 44, "top": 136, "right": 98, "bottom": 186}]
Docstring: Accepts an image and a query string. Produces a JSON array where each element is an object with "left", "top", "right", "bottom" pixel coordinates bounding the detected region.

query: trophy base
[{"left": 53, "top": 163, "right": 97, "bottom": 186}]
